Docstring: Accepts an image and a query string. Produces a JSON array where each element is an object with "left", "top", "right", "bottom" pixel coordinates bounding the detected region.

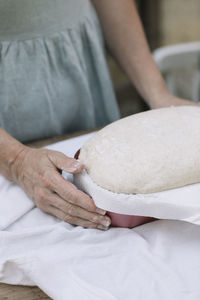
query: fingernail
[
  {"left": 97, "top": 225, "right": 109, "bottom": 230},
  {"left": 100, "top": 219, "right": 111, "bottom": 227},
  {"left": 65, "top": 161, "right": 82, "bottom": 172},
  {"left": 96, "top": 208, "right": 106, "bottom": 215}
]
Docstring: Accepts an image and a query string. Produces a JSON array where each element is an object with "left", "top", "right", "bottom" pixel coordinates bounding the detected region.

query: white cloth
[
  {"left": 1, "top": 134, "right": 200, "bottom": 300},
  {"left": 75, "top": 170, "right": 200, "bottom": 225}
]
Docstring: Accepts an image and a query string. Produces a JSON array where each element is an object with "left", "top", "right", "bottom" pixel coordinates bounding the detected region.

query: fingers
[
  {"left": 47, "top": 191, "right": 111, "bottom": 227},
  {"left": 44, "top": 169, "right": 106, "bottom": 215},
  {"left": 47, "top": 150, "right": 84, "bottom": 174},
  {"left": 16, "top": 147, "right": 110, "bottom": 230},
  {"left": 39, "top": 199, "right": 109, "bottom": 230},
  {"left": 34, "top": 149, "right": 110, "bottom": 229},
  {"left": 34, "top": 176, "right": 110, "bottom": 228}
]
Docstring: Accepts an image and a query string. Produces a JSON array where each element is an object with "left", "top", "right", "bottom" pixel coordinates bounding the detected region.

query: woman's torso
[{"left": 0, "top": 0, "right": 120, "bottom": 142}]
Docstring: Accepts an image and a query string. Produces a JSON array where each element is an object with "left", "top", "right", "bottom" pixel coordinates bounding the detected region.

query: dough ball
[{"left": 79, "top": 106, "right": 200, "bottom": 194}]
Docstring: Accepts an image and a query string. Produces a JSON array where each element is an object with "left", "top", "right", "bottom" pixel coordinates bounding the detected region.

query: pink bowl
[{"left": 106, "top": 211, "right": 156, "bottom": 228}]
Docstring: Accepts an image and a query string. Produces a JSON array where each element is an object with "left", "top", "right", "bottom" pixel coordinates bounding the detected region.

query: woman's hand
[
  {"left": 10, "top": 146, "right": 111, "bottom": 230},
  {"left": 148, "top": 91, "right": 200, "bottom": 109}
]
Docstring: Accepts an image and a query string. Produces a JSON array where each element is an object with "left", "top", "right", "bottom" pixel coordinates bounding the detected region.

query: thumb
[{"left": 48, "top": 150, "right": 84, "bottom": 174}]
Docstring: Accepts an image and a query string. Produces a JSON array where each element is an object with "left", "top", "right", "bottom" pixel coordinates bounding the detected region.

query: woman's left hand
[{"left": 150, "top": 92, "right": 200, "bottom": 109}]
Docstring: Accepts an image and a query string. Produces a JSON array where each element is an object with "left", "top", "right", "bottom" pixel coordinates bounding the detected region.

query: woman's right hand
[{"left": 10, "top": 145, "right": 111, "bottom": 230}]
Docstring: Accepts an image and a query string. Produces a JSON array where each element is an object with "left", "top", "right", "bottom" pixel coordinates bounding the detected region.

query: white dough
[{"left": 79, "top": 106, "right": 200, "bottom": 194}]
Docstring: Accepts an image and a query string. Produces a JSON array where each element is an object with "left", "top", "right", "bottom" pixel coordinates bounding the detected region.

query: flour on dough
[{"left": 79, "top": 106, "right": 200, "bottom": 194}]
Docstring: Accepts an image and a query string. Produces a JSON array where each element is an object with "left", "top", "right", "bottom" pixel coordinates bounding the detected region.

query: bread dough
[{"left": 79, "top": 106, "right": 200, "bottom": 194}]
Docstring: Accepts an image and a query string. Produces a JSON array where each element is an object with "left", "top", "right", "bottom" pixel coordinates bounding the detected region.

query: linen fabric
[
  {"left": 0, "top": 0, "right": 119, "bottom": 142},
  {"left": 74, "top": 169, "right": 200, "bottom": 225}
]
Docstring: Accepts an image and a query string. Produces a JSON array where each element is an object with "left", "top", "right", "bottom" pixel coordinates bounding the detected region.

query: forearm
[
  {"left": 92, "top": 0, "right": 168, "bottom": 108},
  {"left": 0, "top": 128, "right": 26, "bottom": 180}
]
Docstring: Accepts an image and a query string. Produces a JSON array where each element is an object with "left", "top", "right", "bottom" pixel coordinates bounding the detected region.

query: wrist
[
  {"left": 0, "top": 128, "right": 27, "bottom": 181},
  {"left": 146, "top": 89, "right": 173, "bottom": 109},
  {"left": 146, "top": 92, "right": 198, "bottom": 110},
  {"left": 9, "top": 145, "right": 29, "bottom": 183}
]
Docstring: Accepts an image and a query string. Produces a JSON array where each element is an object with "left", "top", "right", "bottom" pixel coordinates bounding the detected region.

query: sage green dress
[{"left": 0, "top": 0, "right": 120, "bottom": 142}]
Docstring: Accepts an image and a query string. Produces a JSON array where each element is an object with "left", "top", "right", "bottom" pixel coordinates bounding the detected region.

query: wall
[{"left": 160, "top": 0, "right": 200, "bottom": 46}]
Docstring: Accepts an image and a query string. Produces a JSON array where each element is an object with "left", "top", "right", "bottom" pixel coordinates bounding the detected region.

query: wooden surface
[
  {"left": 27, "top": 128, "right": 98, "bottom": 148},
  {"left": 0, "top": 284, "right": 52, "bottom": 300},
  {"left": 0, "top": 129, "right": 97, "bottom": 300}
]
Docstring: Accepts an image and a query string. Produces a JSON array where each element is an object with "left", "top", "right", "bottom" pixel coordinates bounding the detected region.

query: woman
[{"left": 0, "top": 0, "right": 195, "bottom": 230}]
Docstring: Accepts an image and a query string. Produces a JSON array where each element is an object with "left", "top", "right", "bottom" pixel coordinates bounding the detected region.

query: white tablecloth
[{"left": 0, "top": 134, "right": 200, "bottom": 300}]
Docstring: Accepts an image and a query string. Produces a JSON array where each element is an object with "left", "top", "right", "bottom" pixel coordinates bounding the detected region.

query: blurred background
[{"left": 108, "top": 0, "right": 200, "bottom": 117}]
